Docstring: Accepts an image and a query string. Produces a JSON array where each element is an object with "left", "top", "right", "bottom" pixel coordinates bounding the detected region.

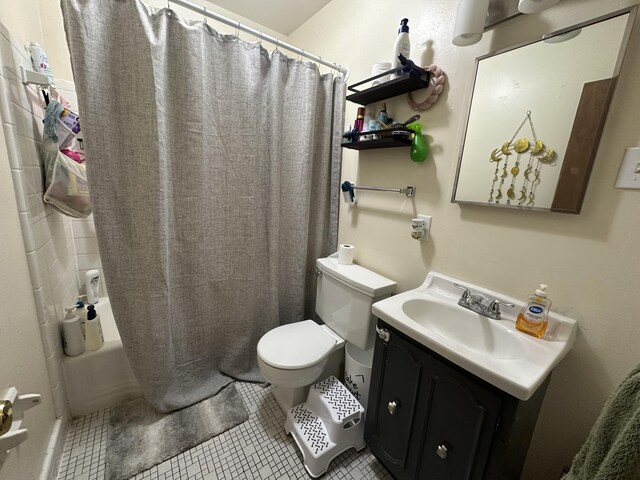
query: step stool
[{"left": 284, "top": 376, "right": 365, "bottom": 478}]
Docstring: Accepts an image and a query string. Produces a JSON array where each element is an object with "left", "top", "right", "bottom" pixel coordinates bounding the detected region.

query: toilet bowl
[
  {"left": 257, "top": 320, "right": 345, "bottom": 411},
  {"left": 257, "top": 256, "right": 396, "bottom": 412}
]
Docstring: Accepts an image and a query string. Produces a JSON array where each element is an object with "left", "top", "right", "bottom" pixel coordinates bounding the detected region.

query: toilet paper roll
[{"left": 338, "top": 244, "right": 355, "bottom": 265}]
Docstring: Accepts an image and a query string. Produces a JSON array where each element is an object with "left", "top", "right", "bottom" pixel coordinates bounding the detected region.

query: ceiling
[{"left": 205, "top": 0, "right": 332, "bottom": 35}]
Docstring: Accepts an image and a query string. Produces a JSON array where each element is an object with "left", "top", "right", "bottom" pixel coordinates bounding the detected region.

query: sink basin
[
  {"left": 402, "top": 298, "right": 527, "bottom": 361},
  {"left": 372, "top": 272, "right": 577, "bottom": 400}
]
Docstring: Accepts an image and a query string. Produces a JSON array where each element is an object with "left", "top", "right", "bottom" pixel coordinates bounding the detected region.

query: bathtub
[{"left": 62, "top": 297, "right": 143, "bottom": 416}]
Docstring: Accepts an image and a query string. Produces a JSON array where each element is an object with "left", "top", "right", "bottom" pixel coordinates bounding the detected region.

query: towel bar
[{"left": 341, "top": 180, "right": 415, "bottom": 204}]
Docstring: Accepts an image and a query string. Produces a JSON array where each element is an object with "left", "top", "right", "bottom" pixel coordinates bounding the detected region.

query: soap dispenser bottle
[
  {"left": 76, "top": 298, "right": 87, "bottom": 337},
  {"left": 516, "top": 284, "right": 551, "bottom": 338},
  {"left": 85, "top": 304, "right": 104, "bottom": 351},
  {"left": 61, "top": 306, "right": 85, "bottom": 356},
  {"left": 393, "top": 18, "right": 410, "bottom": 76},
  {"left": 85, "top": 269, "right": 100, "bottom": 305}
]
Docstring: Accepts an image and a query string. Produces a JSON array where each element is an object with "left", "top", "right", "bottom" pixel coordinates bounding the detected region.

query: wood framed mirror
[{"left": 451, "top": 7, "right": 636, "bottom": 214}]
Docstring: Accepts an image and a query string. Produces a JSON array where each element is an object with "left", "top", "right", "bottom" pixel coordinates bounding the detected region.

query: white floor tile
[{"left": 57, "top": 382, "right": 388, "bottom": 480}]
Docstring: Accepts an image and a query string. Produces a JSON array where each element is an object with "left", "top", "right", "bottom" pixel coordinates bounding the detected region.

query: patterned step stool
[{"left": 284, "top": 376, "right": 365, "bottom": 478}]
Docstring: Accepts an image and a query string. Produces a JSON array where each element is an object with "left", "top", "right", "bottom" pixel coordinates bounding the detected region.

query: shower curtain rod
[{"left": 167, "top": 0, "right": 349, "bottom": 80}]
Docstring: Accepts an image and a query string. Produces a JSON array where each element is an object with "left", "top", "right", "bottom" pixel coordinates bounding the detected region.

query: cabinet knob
[
  {"left": 387, "top": 400, "right": 399, "bottom": 415},
  {"left": 436, "top": 443, "right": 449, "bottom": 459}
]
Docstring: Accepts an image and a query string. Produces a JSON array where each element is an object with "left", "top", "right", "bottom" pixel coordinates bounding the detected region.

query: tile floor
[{"left": 57, "top": 382, "right": 392, "bottom": 480}]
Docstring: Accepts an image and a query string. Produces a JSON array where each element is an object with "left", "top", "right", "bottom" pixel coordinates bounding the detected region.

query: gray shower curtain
[{"left": 61, "top": 0, "right": 344, "bottom": 412}]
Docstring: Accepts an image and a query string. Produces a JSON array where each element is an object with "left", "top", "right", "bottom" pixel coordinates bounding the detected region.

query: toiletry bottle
[
  {"left": 362, "top": 110, "right": 373, "bottom": 140},
  {"left": 368, "top": 117, "right": 379, "bottom": 140},
  {"left": 61, "top": 306, "right": 85, "bottom": 356},
  {"left": 393, "top": 19, "right": 410, "bottom": 76},
  {"left": 378, "top": 103, "right": 388, "bottom": 125},
  {"left": 85, "top": 304, "right": 104, "bottom": 351},
  {"left": 76, "top": 298, "right": 87, "bottom": 337},
  {"left": 85, "top": 269, "right": 100, "bottom": 304},
  {"left": 354, "top": 107, "right": 365, "bottom": 134},
  {"left": 516, "top": 284, "right": 551, "bottom": 338},
  {"left": 26, "top": 41, "right": 54, "bottom": 84}
]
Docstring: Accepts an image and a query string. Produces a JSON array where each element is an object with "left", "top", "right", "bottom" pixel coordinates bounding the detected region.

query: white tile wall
[
  {"left": 0, "top": 26, "right": 80, "bottom": 421},
  {"left": 72, "top": 215, "right": 106, "bottom": 298}
]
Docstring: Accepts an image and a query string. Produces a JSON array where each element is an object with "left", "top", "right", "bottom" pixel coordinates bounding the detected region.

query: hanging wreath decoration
[
  {"left": 488, "top": 111, "right": 555, "bottom": 207},
  {"left": 407, "top": 64, "right": 446, "bottom": 111}
]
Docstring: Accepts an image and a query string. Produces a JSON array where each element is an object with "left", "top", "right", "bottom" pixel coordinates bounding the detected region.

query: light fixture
[
  {"left": 543, "top": 28, "right": 581, "bottom": 43},
  {"left": 518, "top": 0, "right": 561, "bottom": 14},
  {"left": 452, "top": 0, "right": 491, "bottom": 46}
]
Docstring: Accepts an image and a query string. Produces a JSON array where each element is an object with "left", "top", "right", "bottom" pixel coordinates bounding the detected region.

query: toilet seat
[{"left": 257, "top": 320, "right": 336, "bottom": 370}]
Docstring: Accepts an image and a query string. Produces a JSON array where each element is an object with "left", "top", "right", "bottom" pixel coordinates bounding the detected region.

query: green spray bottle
[{"left": 406, "top": 122, "right": 428, "bottom": 162}]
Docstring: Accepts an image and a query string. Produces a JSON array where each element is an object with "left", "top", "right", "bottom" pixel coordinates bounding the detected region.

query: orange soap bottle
[{"left": 516, "top": 284, "right": 551, "bottom": 338}]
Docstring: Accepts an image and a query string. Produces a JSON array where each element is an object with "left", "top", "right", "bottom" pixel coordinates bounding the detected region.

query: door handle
[{"left": 388, "top": 400, "right": 399, "bottom": 415}]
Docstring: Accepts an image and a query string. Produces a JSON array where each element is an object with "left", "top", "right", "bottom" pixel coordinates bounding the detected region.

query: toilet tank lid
[
  {"left": 316, "top": 256, "right": 396, "bottom": 297},
  {"left": 257, "top": 320, "right": 336, "bottom": 370}
]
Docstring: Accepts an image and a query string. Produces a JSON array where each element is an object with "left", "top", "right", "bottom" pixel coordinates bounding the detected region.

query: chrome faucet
[{"left": 453, "top": 283, "right": 514, "bottom": 320}]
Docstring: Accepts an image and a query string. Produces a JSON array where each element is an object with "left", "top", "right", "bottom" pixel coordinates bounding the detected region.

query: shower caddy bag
[
  {"left": 43, "top": 144, "right": 92, "bottom": 218},
  {"left": 42, "top": 99, "right": 92, "bottom": 218}
]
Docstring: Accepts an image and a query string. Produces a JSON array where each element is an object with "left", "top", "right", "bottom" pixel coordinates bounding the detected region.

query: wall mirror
[{"left": 452, "top": 7, "right": 636, "bottom": 214}]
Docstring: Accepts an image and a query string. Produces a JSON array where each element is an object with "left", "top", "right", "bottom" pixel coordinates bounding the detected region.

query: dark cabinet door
[
  {"left": 417, "top": 360, "right": 502, "bottom": 480},
  {"left": 365, "top": 329, "right": 425, "bottom": 480},
  {"left": 367, "top": 321, "right": 543, "bottom": 480}
]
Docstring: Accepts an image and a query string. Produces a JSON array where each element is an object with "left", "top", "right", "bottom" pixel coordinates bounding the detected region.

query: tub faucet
[{"left": 453, "top": 283, "right": 514, "bottom": 320}]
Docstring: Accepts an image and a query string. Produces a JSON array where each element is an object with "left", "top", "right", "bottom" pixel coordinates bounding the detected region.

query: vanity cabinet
[{"left": 365, "top": 320, "right": 549, "bottom": 480}]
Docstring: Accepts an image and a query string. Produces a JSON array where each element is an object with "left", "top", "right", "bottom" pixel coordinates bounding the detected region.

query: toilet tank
[{"left": 315, "top": 256, "right": 396, "bottom": 350}]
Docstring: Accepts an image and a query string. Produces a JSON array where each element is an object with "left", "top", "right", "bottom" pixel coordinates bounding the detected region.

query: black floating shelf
[
  {"left": 341, "top": 137, "right": 412, "bottom": 150},
  {"left": 346, "top": 68, "right": 431, "bottom": 105}
]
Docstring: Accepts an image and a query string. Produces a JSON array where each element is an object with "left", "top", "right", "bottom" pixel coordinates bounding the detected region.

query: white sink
[{"left": 372, "top": 272, "right": 577, "bottom": 400}]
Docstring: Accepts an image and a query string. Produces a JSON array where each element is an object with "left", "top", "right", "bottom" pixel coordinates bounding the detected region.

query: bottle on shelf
[
  {"left": 354, "top": 107, "right": 365, "bottom": 133},
  {"left": 378, "top": 103, "right": 388, "bottom": 125},
  {"left": 61, "top": 306, "right": 85, "bottom": 356},
  {"left": 85, "top": 304, "right": 104, "bottom": 351},
  {"left": 392, "top": 19, "right": 411, "bottom": 77},
  {"left": 76, "top": 298, "right": 87, "bottom": 337}
]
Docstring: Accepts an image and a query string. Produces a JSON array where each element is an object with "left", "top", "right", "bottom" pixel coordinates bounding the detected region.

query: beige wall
[{"left": 289, "top": 0, "right": 640, "bottom": 477}]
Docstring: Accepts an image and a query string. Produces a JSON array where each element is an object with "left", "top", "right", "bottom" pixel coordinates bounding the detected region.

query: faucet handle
[
  {"left": 453, "top": 283, "right": 471, "bottom": 302},
  {"left": 488, "top": 299, "right": 515, "bottom": 319}
]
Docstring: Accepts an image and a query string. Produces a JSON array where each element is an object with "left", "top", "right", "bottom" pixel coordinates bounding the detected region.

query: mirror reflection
[{"left": 452, "top": 9, "right": 635, "bottom": 213}]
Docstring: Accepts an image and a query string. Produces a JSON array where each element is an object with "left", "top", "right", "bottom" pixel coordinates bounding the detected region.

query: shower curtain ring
[
  {"left": 203, "top": 6, "right": 207, "bottom": 24},
  {"left": 236, "top": 21, "right": 240, "bottom": 38},
  {"left": 275, "top": 38, "right": 280, "bottom": 52}
]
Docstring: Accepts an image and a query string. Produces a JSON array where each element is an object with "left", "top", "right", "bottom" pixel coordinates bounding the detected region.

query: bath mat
[{"left": 106, "top": 383, "right": 248, "bottom": 480}]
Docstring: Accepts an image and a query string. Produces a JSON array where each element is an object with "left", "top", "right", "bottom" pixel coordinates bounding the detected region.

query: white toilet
[{"left": 257, "top": 255, "right": 396, "bottom": 412}]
